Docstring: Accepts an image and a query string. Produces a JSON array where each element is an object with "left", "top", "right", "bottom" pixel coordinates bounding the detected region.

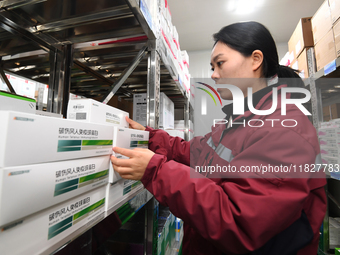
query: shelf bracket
[{"left": 101, "top": 45, "right": 148, "bottom": 104}]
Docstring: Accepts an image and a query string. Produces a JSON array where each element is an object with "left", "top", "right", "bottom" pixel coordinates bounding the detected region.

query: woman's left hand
[{"left": 111, "top": 147, "right": 155, "bottom": 180}]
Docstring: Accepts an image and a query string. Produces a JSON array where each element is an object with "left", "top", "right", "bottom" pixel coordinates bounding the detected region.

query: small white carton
[
  {"left": 0, "top": 111, "right": 114, "bottom": 167},
  {"left": 67, "top": 99, "right": 129, "bottom": 128},
  {"left": 0, "top": 187, "right": 106, "bottom": 255},
  {"left": 0, "top": 91, "right": 36, "bottom": 114},
  {"left": 0, "top": 155, "right": 110, "bottom": 227},
  {"left": 110, "top": 127, "right": 149, "bottom": 183},
  {"left": 105, "top": 179, "right": 144, "bottom": 213},
  {"left": 133, "top": 93, "right": 174, "bottom": 129}
]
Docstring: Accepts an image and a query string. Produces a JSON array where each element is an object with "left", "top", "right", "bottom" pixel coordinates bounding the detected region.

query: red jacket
[{"left": 141, "top": 85, "right": 326, "bottom": 255}]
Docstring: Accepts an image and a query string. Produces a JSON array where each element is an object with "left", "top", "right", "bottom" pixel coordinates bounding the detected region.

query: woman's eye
[{"left": 217, "top": 61, "right": 223, "bottom": 67}]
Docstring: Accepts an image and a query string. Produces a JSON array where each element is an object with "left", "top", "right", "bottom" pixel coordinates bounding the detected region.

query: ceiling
[{"left": 168, "top": 0, "right": 324, "bottom": 52}]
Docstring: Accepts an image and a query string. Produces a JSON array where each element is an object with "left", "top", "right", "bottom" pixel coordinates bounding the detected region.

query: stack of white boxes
[
  {"left": 319, "top": 120, "right": 340, "bottom": 179},
  {"left": 0, "top": 90, "right": 36, "bottom": 114},
  {"left": 174, "top": 120, "right": 194, "bottom": 140},
  {"left": 0, "top": 110, "right": 113, "bottom": 255},
  {"left": 158, "top": 0, "right": 191, "bottom": 97},
  {"left": 133, "top": 92, "right": 174, "bottom": 130},
  {"left": 67, "top": 99, "right": 149, "bottom": 214}
]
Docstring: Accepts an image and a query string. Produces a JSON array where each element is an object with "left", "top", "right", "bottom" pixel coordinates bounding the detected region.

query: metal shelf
[
  {"left": 0, "top": 1, "right": 190, "bottom": 254},
  {"left": 0, "top": 0, "right": 187, "bottom": 108}
]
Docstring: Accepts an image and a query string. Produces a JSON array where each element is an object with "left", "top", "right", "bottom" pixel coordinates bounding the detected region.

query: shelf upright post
[
  {"left": 309, "top": 75, "right": 329, "bottom": 253},
  {"left": 184, "top": 98, "right": 189, "bottom": 141},
  {"left": 144, "top": 39, "right": 160, "bottom": 255},
  {"left": 47, "top": 49, "right": 64, "bottom": 114},
  {"left": 47, "top": 44, "right": 73, "bottom": 115}
]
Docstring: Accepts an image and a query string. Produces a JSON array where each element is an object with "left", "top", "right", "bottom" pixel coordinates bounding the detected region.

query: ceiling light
[
  {"left": 327, "top": 89, "right": 336, "bottom": 93},
  {"left": 227, "top": 0, "right": 264, "bottom": 14},
  {"left": 334, "top": 85, "right": 340, "bottom": 88}
]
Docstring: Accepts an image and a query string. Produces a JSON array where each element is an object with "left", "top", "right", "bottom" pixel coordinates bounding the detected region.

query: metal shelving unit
[
  {"left": 306, "top": 52, "right": 340, "bottom": 254},
  {"left": 0, "top": 0, "right": 189, "bottom": 254}
]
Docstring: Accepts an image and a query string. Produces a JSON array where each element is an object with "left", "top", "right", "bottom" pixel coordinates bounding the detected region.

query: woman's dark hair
[{"left": 213, "top": 21, "right": 304, "bottom": 90}]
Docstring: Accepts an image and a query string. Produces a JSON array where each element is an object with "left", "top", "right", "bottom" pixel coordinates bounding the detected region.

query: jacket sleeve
[
  {"left": 141, "top": 127, "right": 326, "bottom": 254},
  {"left": 146, "top": 126, "right": 209, "bottom": 166}
]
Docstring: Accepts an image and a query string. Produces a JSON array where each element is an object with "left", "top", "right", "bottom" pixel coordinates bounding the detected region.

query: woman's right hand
[{"left": 126, "top": 116, "right": 146, "bottom": 131}]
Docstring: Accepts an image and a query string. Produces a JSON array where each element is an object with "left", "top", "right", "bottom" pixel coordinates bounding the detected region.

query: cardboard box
[
  {"left": 312, "top": 0, "right": 333, "bottom": 45},
  {"left": 133, "top": 93, "right": 174, "bottom": 129},
  {"left": 105, "top": 180, "right": 143, "bottom": 213},
  {"left": 0, "top": 91, "right": 36, "bottom": 114},
  {"left": 0, "top": 187, "right": 106, "bottom": 255},
  {"left": 331, "top": 103, "right": 340, "bottom": 119},
  {"left": 333, "top": 19, "right": 340, "bottom": 57},
  {"left": 0, "top": 111, "right": 113, "bottom": 167},
  {"left": 0, "top": 156, "right": 109, "bottom": 227},
  {"left": 109, "top": 127, "right": 149, "bottom": 183},
  {"left": 314, "top": 29, "right": 336, "bottom": 71},
  {"left": 324, "top": 105, "right": 331, "bottom": 122},
  {"left": 288, "top": 17, "right": 314, "bottom": 59},
  {"left": 296, "top": 48, "right": 311, "bottom": 78},
  {"left": 67, "top": 99, "right": 129, "bottom": 128},
  {"left": 330, "top": 0, "right": 340, "bottom": 23}
]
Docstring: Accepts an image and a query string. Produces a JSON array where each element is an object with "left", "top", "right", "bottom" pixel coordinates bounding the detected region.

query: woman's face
[{"left": 210, "top": 41, "right": 264, "bottom": 100}]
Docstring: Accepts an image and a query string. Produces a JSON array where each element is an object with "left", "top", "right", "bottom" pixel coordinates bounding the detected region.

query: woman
[{"left": 111, "top": 22, "right": 326, "bottom": 255}]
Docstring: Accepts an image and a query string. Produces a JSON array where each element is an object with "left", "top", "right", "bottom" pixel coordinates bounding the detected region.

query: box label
[{"left": 48, "top": 197, "right": 105, "bottom": 239}]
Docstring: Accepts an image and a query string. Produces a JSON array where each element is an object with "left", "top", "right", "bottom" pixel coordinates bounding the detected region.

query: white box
[
  {"left": 0, "top": 187, "right": 106, "bottom": 255},
  {"left": 0, "top": 91, "right": 36, "bottom": 114},
  {"left": 0, "top": 111, "right": 114, "bottom": 167},
  {"left": 67, "top": 99, "right": 129, "bottom": 128},
  {"left": 320, "top": 146, "right": 339, "bottom": 158},
  {"left": 165, "top": 129, "right": 185, "bottom": 139},
  {"left": 133, "top": 93, "right": 147, "bottom": 126},
  {"left": 181, "top": 50, "right": 189, "bottom": 69},
  {"left": 105, "top": 179, "right": 144, "bottom": 213},
  {"left": 133, "top": 93, "right": 174, "bottom": 129},
  {"left": 36, "top": 110, "right": 63, "bottom": 118},
  {"left": 109, "top": 127, "right": 149, "bottom": 183},
  {"left": 0, "top": 156, "right": 110, "bottom": 227}
]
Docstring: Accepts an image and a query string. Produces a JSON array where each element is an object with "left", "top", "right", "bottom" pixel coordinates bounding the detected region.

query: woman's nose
[{"left": 211, "top": 69, "right": 220, "bottom": 82}]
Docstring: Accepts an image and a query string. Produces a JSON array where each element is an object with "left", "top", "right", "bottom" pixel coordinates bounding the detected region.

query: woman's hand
[
  {"left": 111, "top": 147, "right": 154, "bottom": 180},
  {"left": 126, "top": 116, "right": 145, "bottom": 131}
]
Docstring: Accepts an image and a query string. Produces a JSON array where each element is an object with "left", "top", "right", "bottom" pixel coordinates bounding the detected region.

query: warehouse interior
[{"left": 1, "top": 0, "right": 340, "bottom": 254}]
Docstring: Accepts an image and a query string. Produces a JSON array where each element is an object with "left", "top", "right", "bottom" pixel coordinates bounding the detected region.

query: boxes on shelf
[
  {"left": 165, "top": 129, "right": 185, "bottom": 139},
  {"left": 314, "top": 29, "right": 336, "bottom": 71},
  {"left": 0, "top": 187, "right": 106, "bottom": 255},
  {"left": 35, "top": 110, "right": 63, "bottom": 118},
  {"left": 181, "top": 50, "right": 189, "bottom": 69},
  {"left": 0, "top": 155, "right": 110, "bottom": 227},
  {"left": 105, "top": 179, "right": 143, "bottom": 213},
  {"left": 67, "top": 99, "right": 129, "bottom": 128},
  {"left": 109, "top": 127, "right": 149, "bottom": 183},
  {"left": 0, "top": 111, "right": 113, "bottom": 168},
  {"left": 174, "top": 120, "right": 194, "bottom": 140},
  {"left": 175, "top": 217, "right": 183, "bottom": 242},
  {"left": 288, "top": 17, "right": 314, "bottom": 60},
  {"left": 133, "top": 93, "right": 174, "bottom": 129},
  {"left": 312, "top": 0, "right": 333, "bottom": 45},
  {"left": 296, "top": 48, "right": 311, "bottom": 78},
  {"left": 333, "top": 19, "right": 340, "bottom": 57},
  {"left": 329, "top": 0, "right": 340, "bottom": 23},
  {"left": 0, "top": 91, "right": 36, "bottom": 114}
]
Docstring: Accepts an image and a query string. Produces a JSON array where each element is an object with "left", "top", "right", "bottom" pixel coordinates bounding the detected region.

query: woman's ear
[{"left": 251, "top": 50, "right": 264, "bottom": 72}]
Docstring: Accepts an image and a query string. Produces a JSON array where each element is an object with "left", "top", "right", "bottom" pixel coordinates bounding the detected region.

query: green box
[{"left": 335, "top": 247, "right": 340, "bottom": 255}]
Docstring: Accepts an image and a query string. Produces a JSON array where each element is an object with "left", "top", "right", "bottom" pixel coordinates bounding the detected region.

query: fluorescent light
[
  {"left": 227, "top": 0, "right": 264, "bottom": 14},
  {"left": 334, "top": 85, "right": 340, "bottom": 88}
]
